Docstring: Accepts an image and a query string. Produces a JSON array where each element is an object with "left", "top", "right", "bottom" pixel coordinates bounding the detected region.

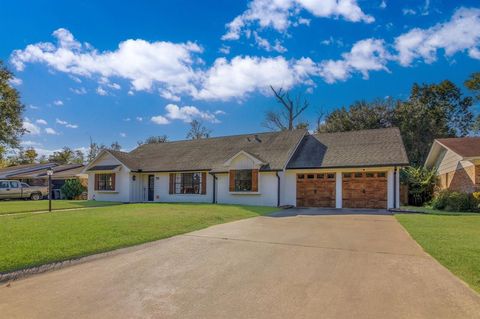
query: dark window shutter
[
  {"left": 111, "top": 173, "right": 116, "bottom": 190},
  {"left": 94, "top": 174, "right": 99, "bottom": 191},
  {"left": 229, "top": 170, "right": 235, "bottom": 192},
  {"left": 201, "top": 172, "right": 207, "bottom": 195},
  {"left": 169, "top": 173, "right": 175, "bottom": 194},
  {"left": 252, "top": 169, "right": 259, "bottom": 192}
]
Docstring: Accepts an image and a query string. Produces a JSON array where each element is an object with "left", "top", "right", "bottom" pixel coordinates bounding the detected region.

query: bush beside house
[
  {"left": 431, "top": 190, "right": 480, "bottom": 212},
  {"left": 60, "top": 179, "right": 86, "bottom": 200}
]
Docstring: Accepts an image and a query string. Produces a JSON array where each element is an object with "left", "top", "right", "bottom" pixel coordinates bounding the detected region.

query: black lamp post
[{"left": 47, "top": 168, "right": 53, "bottom": 212}]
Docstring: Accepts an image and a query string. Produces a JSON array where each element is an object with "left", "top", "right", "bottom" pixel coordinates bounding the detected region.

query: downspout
[
  {"left": 393, "top": 166, "right": 397, "bottom": 209},
  {"left": 276, "top": 172, "right": 281, "bottom": 207},
  {"left": 210, "top": 173, "right": 217, "bottom": 204}
]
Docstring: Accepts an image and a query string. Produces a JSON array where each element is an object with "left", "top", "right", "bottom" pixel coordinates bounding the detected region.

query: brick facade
[{"left": 438, "top": 165, "right": 480, "bottom": 193}]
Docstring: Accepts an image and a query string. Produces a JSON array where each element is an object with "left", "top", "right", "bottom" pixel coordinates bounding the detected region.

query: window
[
  {"left": 307, "top": 174, "right": 315, "bottom": 179},
  {"left": 377, "top": 172, "right": 386, "bottom": 178},
  {"left": 366, "top": 172, "right": 374, "bottom": 178},
  {"left": 317, "top": 174, "right": 324, "bottom": 179},
  {"left": 343, "top": 173, "right": 352, "bottom": 178},
  {"left": 9, "top": 181, "right": 20, "bottom": 188},
  {"left": 174, "top": 172, "right": 202, "bottom": 194},
  {"left": 327, "top": 173, "right": 335, "bottom": 179},
  {"left": 235, "top": 170, "right": 253, "bottom": 191},
  {"left": 21, "top": 183, "right": 30, "bottom": 188},
  {"left": 297, "top": 174, "right": 305, "bottom": 179},
  {"left": 95, "top": 173, "right": 115, "bottom": 191},
  {"left": 354, "top": 172, "right": 363, "bottom": 178},
  {"left": 0, "top": 181, "right": 9, "bottom": 188}
]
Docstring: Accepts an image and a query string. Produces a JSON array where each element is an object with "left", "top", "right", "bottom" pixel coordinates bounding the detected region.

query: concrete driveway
[{"left": 1, "top": 209, "right": 480, "bottom": 319}]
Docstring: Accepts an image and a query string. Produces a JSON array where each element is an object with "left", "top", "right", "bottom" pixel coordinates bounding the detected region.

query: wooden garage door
[
  {"left": 296, "top": 173, "right": 336, "bottom": 207},
  {"left": 342, "top": 172, "right": 387, "bottom": 209}
]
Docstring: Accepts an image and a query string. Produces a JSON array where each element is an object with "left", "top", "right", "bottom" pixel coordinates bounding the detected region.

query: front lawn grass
[
  {"left": 400, "top": 205, "right": 479, "bottom": 215},
  {"left": 0, "top": 200, "right": 121, "bottom": 215},
  {"left": 396, "top": 213, "right": 480, "bottom": 293},
  {"left": 0, "top": 203, "right": 277, "bottom": 273}
]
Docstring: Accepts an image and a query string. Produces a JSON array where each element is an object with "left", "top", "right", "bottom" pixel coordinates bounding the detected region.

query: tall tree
[
  {"left": 263, "top": 86, "right": 309, "bottom": 131},
  {"left": 87, "top": 137, "right": 105, "bottom": 162},
  {"left": 186, "top": 120, "right": 211, "bottom": 140},
  {"left": 0, "top": 61, "right": 25, "bottom": 151},
  {"left": 318, "top": 99, "right": 396, "bottom": 133},
  {"left": 137, "top": 135, "right": 168, "bottom": 146},
  {"left": 49, "top": 147, "right": 74, "bottom": 165},
  {"left": 24, "top": 147, "right": 38, "bottom": 163},
  {"left": 465, "top": 72, "right": 480, "bottom": 100}
]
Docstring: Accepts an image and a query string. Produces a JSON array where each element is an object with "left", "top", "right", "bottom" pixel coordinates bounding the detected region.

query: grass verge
[
  {"left": 0, "top": 203, "right": 277, "bottom": 273},
  {"left": 396, "top": 213, "right": 480, "bottom": 293}
]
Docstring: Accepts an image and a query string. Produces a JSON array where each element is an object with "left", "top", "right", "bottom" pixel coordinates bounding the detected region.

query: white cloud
[
  {"left": 222, "top": 0, "right": 373, "bottom": 41},
  {"left": 96, "top": 87, "right": 107, "bottom": 96},
  {"left": 36, "top": 119, "right": 47, "bottom": 125},
  {"left": 29, "top": 104, "right": 39, "bottom": 110},
  {"left": 120, "top": 132, "right": 126, "bottom": 137},
  {"left": 127, "top": 90, "right": 134, "bottom": 96},
  {"left": 395, "top": 7, "right": 480, "bottom": 66},
  {"left": 136, "top": 116, "right": 143, "bottom": 122},
  {"left": 402, "top": 8, "right": 416, "bottom": 16},
  {"left": 21, "top": 140, "right": 42, "bottom": 147},
  {"left": 319, "top": 39, "right": 390, "bottom": 83},
  {"left": 9, "top": 77, "right": 22, "bottom": 86},
  {"left": 123, "top": 118, "right": 131, "bottom": 122},
  {"left": 196, "top": 56, "right": 317, "bottom": 100},
  {"left": 151, "top": 115, "right": 170, "bottom": 125},
  {"left": 253, "top": 32, "right": 287, "bottom": 53},
  {"left": 379, "top": 1, "right": 387, "bottom": 9},
  {"left": 23, "top": 120, "right": 41, "bottom": 135},
  {"left": 164, "top": 104, "right": 220, "bottom": 123},
  {"left": 53, "top": 99, "right": 63, "bottom": 106},
  {"left": 219, "top": 45, "right": 231, "bottom": 54},
  {"left": 56, "top": 118, "right": 78, "bottom": 128},
  {"left": 70, "top": 87, "right": 87, "bottom": 94},
  {"left": 11, "top": 28, "right": 203, "bottom": 99},
  {"left": 45, "top": 127, "right": 59, "bottom": 135},
  {"left": 108, "top": 82, "right": 121, "bottom": 90}
]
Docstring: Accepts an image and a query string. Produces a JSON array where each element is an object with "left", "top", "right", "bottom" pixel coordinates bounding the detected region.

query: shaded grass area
[
  {"left": 396, "top": 213, "right": 480, "bottom": 293},
  {"left": 0, "top": 200, "right": 121, "bottom": 215},
  {"left": 400, "top": 205, "right": 479, "bottom": 216},
  {"left": 0, "top": 203, "right": 277, "bottom": 273}
]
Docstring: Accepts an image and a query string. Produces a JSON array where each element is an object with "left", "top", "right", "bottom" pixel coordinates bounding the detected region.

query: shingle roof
[
  {"left": 287, "top": 127, "right": 409, "bottom": 169},
  {"left": 436, "top": 137, "right": 480, "bottom": 158},
  {"left": 87, "top": 165, "right": 121, "bottom": 171},
  {"left": 114, "top": 130, "right": 307, "bottom": 172},
  {"left": 8, "top": 164, "right": 85, "bottom": 179}
]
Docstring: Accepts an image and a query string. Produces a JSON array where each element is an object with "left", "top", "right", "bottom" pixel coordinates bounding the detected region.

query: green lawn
[
  {"left": 0, "top": 200, "right": 121, "bottom": 215},
  {"left": 400, "top": 205, "right": 479, "bottom": 215},
  {"left": 396, "top": 213, "right": 480, "bottom": 293},
  {"left": 0, "top": 203, "right": 277, "bottom": 273}
]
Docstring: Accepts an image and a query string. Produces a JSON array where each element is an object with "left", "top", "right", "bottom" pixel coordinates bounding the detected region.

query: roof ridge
[{"left": 313, "top": 127, "right": 399, "bottom": 136}]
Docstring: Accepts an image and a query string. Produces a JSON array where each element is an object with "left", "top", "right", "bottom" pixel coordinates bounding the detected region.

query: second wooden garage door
[
  {"left": 296, "top": 173, "right": 336, "bottom": 207},
  {"left": 342, "top": 172, "right": 387, "bottom": 209}
]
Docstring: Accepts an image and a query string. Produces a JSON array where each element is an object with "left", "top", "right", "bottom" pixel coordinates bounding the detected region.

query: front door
[{"left": 148, "top": 175, "right": 155, "bottom": 201}]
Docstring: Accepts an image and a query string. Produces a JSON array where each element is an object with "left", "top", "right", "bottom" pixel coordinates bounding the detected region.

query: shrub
[
  {"left": 401, "top": 166, "right": 437, "bottom": 206},
  {"left": 60, "top": 179, "right": 86, "bottom": 200},
  {"left": 431, "top": 190, "right": 479, "bottom": 212}
]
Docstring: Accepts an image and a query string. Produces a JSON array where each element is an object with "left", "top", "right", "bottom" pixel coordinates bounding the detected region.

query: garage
[
  {"left": 342, "top": 172, "right": 387, "bottom": 209},
  {"left": 296, "top": 173, "right": 336, "bottom": 207}
]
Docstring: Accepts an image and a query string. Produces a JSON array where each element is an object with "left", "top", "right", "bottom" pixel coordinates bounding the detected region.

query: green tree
[
  {"left": 318, "top": 98, "right": 396, "bottom": 133},
  {"left": 60, "top": 179, "right": 86, "bottom": 200},
  {"left": 465, "top": 72, "right": 480, "bottom": 100},
  {"left": 400, "top": 166, "right": 438, "bottom": 206},
  {"left": 186, "top": 120, "right": 211, "bottom": 140},
  {"left": 24, "top": 147, "right": 38, "bottom": 163},
  {"left": 110, "top": 141, "right": 122, "bottom": 151},
  {"left": 49, "top": 147, "right": 74, "bottom": 165},
  {"left": 0, "top": 61, "right": 25, "bottom": 151}
]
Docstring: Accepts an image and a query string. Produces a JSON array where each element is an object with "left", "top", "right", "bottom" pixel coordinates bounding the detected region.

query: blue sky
[{"left": 2, "top": 0, "right": 480, "bottom": 155}]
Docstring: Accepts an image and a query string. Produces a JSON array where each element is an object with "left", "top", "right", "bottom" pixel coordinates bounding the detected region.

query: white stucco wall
[
  {"left": 87, "top": 152, "right": 131, "bottom": 202},
  {"left": 216, "top": 171, "right": 279, "bottom": 206}
]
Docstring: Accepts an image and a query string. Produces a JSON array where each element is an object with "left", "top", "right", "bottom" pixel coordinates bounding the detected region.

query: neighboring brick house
[{"left": 425, "top": 137, "right": 480, "bottom": 193}]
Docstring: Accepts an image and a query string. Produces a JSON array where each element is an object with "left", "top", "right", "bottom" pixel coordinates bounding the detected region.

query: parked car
[{"left": 0, "top": 180, "right": 48, "bottom": 200}]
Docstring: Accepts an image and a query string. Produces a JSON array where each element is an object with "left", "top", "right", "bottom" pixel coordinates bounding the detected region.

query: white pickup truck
[{"left": 0, "top": 180, "right": 49, "bottom": 200}]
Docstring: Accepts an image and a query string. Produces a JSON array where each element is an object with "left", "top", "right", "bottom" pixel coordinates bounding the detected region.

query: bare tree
[
  {"left": 263, "top": 86, "right": 310, "bottom": 131},
  {"left": 186, "top": 120, "right": 211, "bottom": 140},
  {"left": 137, "top": 135, "right": 168, "bottom": 146}
]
